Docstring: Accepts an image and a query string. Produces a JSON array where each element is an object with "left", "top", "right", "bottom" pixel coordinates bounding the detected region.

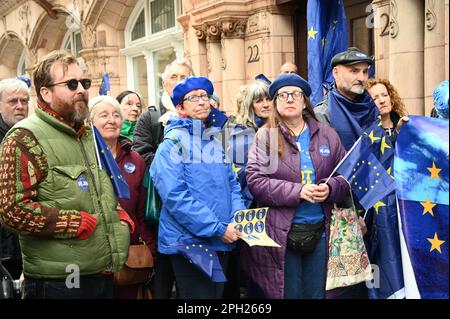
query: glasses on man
[
  {"left": 2, "top": 98, "right": 29, "bottom": 107},
  {"left": 183, "top": 94, "right": 210, "bottom": 103},
  {"left": 277, "top": 91, "right": 304, "bottom": 101},
  {"left": 47, "top": 79, "right": 92, "bottom": 91}
]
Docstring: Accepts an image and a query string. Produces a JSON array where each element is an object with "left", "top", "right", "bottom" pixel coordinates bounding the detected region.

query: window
[
  {"left": 123, "top": 0, "right": 184, "bottom": 106},
  {"left": 151, "top": 0, "right": 175, "bottom": 33},
  {"left": 63, "top": 30, "right": 83, "bottom": 57},
  {"left": 131, "top": 10, "right": 146, "bottom": 41}
]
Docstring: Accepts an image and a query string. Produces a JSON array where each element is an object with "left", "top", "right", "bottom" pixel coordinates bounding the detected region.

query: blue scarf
[{"left": 328, "top": 87, "right": 380, "bottom": 150}]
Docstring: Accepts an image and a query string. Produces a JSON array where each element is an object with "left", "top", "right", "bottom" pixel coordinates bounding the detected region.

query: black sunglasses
[{"left": 47, "top": 78, "right": 92, "bottom": 91}]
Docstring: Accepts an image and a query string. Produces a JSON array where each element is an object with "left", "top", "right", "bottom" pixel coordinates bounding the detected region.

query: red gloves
[
  {"left": 118, "top": 210, "right": 135, "bottom": 234},
  {"left": 76, "top": 211, "right": 97, "bottom": 240}
]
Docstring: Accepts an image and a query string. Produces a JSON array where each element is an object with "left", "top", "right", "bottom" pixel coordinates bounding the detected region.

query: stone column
[
  {"left": 389, "top": 0, "right": 425, "bottom": 115},
  {"left": 221, "top": 19, "right": 247, "bottom": 114},
  {"left": 424, "top": 0, "right": 446, "bottom": 115},
  {"left": 205, "top": 23, "right": 223, "bottom": 108},
  {"left": 372, "top": 0, "right": 390, "bottom": 79}
]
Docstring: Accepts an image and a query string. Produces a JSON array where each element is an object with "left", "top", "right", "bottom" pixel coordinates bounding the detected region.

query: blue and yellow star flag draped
[
  {"left": 99, "top": 73, "right": 110, "bottom": 96},
  {"left": 394, "top": 116, "right": 449, "bottom": 299},
  {"left": 307, "top": 0, "right": 348, "bottom": 106},
  {"left": 92, "top": 125, "right": 130, "bottom": 199},
  {"left": 205, "top": 106, "right": 228, "bottom": 129},
  {"left": 334, "top": 133, "right": 395, "bottom": 211},
  {"left": 174, "top": 239, "right": 227, "bottom": 282}
]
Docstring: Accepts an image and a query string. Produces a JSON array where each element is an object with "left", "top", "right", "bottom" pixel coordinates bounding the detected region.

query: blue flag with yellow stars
[
  {"left": 335, "top": 133, "right": 395, "bottom": 211},
  {"left": 307, "top": 0, "right": 348, "bottom": 106},
  {"left": 99, "top": 73, "right": 110, "bottom": 96},
  {"left": 92, "top": 125, "right": 130, "bottom": 199},
  {"left": 205, "top": 106, "right": 228, "bottom": 129},
  {"left": 394, "top": 116, "right": 449, "bottom": 299},
  {"left": 174, "top": 239, "right": 227, "bottom": 282}
]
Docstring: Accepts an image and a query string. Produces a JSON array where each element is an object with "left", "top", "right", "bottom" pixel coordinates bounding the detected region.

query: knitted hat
[
  {"left": 171, "top": 76, "right": 214, "bottom": 106},
  {"left": 268, "top": 73, "right": 312, "bottom": 99}
]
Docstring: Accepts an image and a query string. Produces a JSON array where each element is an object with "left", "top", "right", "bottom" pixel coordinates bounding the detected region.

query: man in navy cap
[{"left": 314, "top": 47, "right": 374, "bottom": 133}]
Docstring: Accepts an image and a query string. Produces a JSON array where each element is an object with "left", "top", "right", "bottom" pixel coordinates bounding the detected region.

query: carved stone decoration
[
  {"left": 425, "top": 0, "right": 437, "bottom": 31},
  {"left": 80, "top": 23, "right": 97, "bottom": 48},
  {"left": 221, "top": 37, "right": 226, "bottom": 70},
  {"left": 246, "top": 11, "right": 269, "bottom": 36},
  {"left": 194, "top": 24, "right": 207, "bottom": 40},
  {"left": 207, "top": 22, "right": 222, "bottom": 42},
  {"left": 221, "top": 19, "right": 247, "bottom": 38},
  {"left": 18, "top": 3, "right": 31, "bottom": 44},
  {"left": 389, "top": 0, "right": 399, "bottom": 38}
]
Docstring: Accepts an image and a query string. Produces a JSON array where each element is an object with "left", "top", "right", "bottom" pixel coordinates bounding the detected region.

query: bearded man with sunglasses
[{"left": 0, "top": 50, "right": 131, "bottom": 299}]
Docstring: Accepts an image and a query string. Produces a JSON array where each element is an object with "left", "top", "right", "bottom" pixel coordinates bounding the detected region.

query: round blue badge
[
  {"left": 235, "top": 211, "right": 245, "bottom": 223},
  {"left": 245, "top": 210, "right": 255, "bottom": 221},
  {"left": 124, "top": 162, "right": 136, "bottom": 174},
  {"left": 255, "top": 221, "right": 265, "bottom": 233},
  {"left": 234, "top": 224, "right": 243, "bottom": 233},
  {"left": 244, "top": 223, "right": 253, "bottom": 234},
  {"left": 256, "top": 209, "right": 266, "bottom": 220},
  {"left": 319, "top": 145, "right": 331, "bottom": 157},
  {"left": 77, "top": 176, "right": 89, "bottom": 192}
]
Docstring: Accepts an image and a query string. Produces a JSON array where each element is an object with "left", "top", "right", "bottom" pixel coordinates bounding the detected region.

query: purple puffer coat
[{"left": 242, "top": 116, "right": 349, "bottom": 299}]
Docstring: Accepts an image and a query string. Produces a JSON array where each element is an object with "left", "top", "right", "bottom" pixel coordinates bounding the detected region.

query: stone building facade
[{"left": 0, "top": 0, "right": 448, "bottom": 116}]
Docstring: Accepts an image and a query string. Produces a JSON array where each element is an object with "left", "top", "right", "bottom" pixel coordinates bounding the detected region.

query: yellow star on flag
[
  {"left": 377, "top": 115, "right": 382, "bottom": 126},
  {"left": 373, "top": 201, "right": 386, "bottom": 214},
  {"left": 368, "top": 130, "right": 381, "bottom": 144},
  {"left": 420, "top": 197, "right": 436, "bottom": 216},
  {"left": 322, "top": 37, "right": 326, "bottom": 47},
  {"left": 308, "top": 26, "right": 319, "bottom": 39},
  {"left": 232, "top": 163, "right": 242, "bottom": 176},
  {"left": 380, "top": 136, "right": 391, "bottom": 154},
  {"left": 427, "top": 162, "right": 442, "bottom": 180},
  {"left": 427, "top": 232, "right": 445, "bottom": 253}
]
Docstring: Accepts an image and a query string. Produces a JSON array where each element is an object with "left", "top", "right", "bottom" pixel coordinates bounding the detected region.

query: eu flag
[
  {"left": 334, "top": 133, "right": 395, "bottom": 211},
  {"left": 394, "top": 116, "right": 449, "bottom": 299},
  {"left": 92, "top": 125, "right": 130, "bottom": 199},
  {"left": 99, "top": 73, "right": 110, "bottom": 96},
  {"left": 307, "top": 0, "right": 348, "bottom": 106},
  {"left": 205, "top": 106, "right": 228, "bottom": 129},
  {"left": 174, "top": 239, "right": 227, "bottom": 282}
]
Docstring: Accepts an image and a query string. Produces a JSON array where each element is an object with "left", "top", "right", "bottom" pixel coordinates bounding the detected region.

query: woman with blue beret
[
  {"left": 242, "top": 73, "right": 349, "bottom": 299},
  {"left": 150, "top": 76, "right": 245, "bottom": 299}
]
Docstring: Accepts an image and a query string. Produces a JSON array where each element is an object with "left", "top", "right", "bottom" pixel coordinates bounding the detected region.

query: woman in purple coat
[{"left": 242, "top": 74, "right": 349, "bottom": 299}]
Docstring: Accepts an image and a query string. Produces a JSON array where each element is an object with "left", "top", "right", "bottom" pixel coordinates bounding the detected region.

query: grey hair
[
  {"left": 0, "top": 78, "right": 30, "bottom": 101},
  {"left": 161, "top": 58, "right": 195, "bottom": 84},
  {"left": 234, "top": 80, "right": 269, "bottom": 128},
  {"left": 88, "top": 95, "right": 123, "bottom": 121}
]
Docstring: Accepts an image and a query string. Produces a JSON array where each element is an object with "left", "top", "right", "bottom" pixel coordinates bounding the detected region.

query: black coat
[
  {"left": 0, "top": 115, "right": 23, "bottom": 280},
  {"left": 132, "top": 102, "right": 166, "bottom": 167}
]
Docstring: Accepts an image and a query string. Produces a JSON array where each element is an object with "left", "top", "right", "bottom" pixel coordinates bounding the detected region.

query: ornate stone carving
[
  {"left": 389, "top": 0, "right": 399, "bottom": 38},
  {"left": 18, "top": 3, "right": 31, "bottom": 44},
  {"left": 207, "top": 22, "right": 222, "bottom": 42},
  {"left": 425, "top": 0, "right": 437, "bottom": 31},
  {"left": 194, "top": 24, "right": 207, "bottom": 40},
  {"left": 246, "top": 11, "right": 269, "bottom": 36},
  {"left": 221, "top": 19, "right": 247, "bottom": 38}
]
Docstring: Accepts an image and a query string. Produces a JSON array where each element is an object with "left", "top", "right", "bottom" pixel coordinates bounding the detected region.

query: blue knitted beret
[
  {"left": 171, "top": 76, "right": 214, "bottom": 106},
  {"left": 268, "top": 73, "right": 312, "bottom": 99}
]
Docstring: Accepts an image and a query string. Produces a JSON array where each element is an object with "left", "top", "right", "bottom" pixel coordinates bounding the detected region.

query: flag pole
[
  {"left": 324, "top": 134, "right": 363, "bottom": 184},
  {"left": 91, "top": 124, "right": 103, "bottom": 170}
]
